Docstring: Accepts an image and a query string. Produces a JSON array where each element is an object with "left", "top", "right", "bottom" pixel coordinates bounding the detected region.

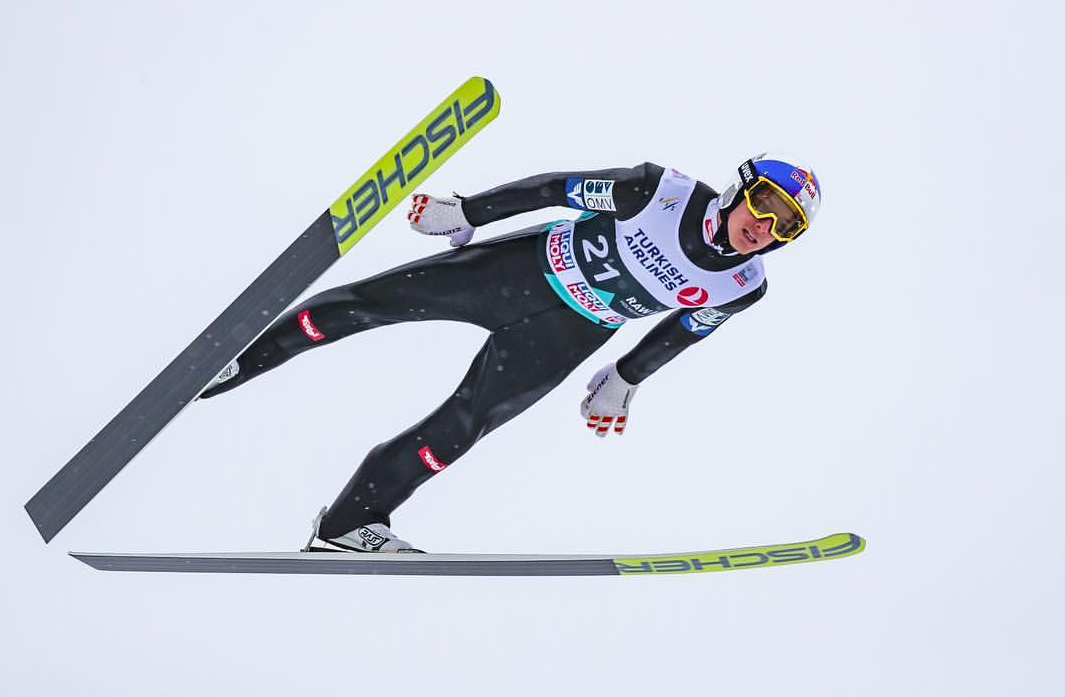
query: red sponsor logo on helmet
[
  {"left": 790, "top": 169, "right": 818, "bottom": 200},
  {"left": 676, "top": 286, "right": 709, "bottom": 306},
  {"left": 298, "top": 310, "right": 325, "bottom": 341},
  {"left": 418, "top": 446, "right": 448, "bottom": 473}
]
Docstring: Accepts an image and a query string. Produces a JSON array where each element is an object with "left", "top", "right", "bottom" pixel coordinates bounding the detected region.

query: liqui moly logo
[
  {"left": 418, "top": 446, "right": 448, "bottom": 472},
  {"left": 298, "top": 310, "right": 325, "bottom": 341},
  {"left": 547, "top": 226, "right": 575, "bottom": 272},
  {"left": 566, "top": 281, "right": 610, "bottom": 314}
]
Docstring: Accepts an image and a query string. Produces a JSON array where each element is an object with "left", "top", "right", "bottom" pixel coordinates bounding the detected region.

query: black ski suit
[{"left": 200, "top": 163, "right": 766, "bottom": 536}]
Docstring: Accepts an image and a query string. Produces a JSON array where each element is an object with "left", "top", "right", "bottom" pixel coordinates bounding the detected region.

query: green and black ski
[
  {"left": 26, "top": 77, "right": 500, "bottom": 542},
  {"left": 71, "top": 533, "right": 866, "bottom": 577}
]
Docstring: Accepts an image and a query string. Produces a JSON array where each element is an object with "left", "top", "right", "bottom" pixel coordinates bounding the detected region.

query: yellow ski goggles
[{"left": 743, "top": 177, "right": 809, "bottom": 242}]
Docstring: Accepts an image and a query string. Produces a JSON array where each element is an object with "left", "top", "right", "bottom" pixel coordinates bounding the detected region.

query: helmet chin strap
[
  {"left": 710, "top": 205, "right": 741, "bottom": 256},
  {"left": 710, "top": 184, "right": 750, "bottom": 254},
  {"left": 754, "top": 239, "right": 786, "bottom": 256}
]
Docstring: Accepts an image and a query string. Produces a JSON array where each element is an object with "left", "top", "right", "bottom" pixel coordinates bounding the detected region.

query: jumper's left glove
[
  {"left": 408, "top": 194, "right": 475, "bottom": 247},
  {"left": 580, "top": 363, "right": 639, "bottom": 437}
]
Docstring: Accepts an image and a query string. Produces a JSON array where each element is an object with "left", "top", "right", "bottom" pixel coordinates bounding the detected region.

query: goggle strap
[{"left": 738, "top": 159, "right": 758, "bottom": 187}]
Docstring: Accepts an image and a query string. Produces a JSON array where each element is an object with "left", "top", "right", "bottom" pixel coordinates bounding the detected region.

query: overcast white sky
[{"left": 2, "top": 1, "right": 1063, "bottom": 695}]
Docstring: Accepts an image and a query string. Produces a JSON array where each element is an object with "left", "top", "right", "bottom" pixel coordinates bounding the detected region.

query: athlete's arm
[
  {"left": 460, "top": 162, "right": 664, "bottom": 226},
  {"left": 615, "top": 280, "right": 768, "bottom": 384},
  {"left": 580, "top": 280, "right": 766, "bottom": 438}
]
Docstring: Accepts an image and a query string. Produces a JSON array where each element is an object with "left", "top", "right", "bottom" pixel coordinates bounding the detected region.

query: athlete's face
[{"left": 726, "top": 202, "right": 776, "bottom": 254}]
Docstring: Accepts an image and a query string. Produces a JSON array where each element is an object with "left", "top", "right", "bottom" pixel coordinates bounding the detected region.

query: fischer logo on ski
[
  {"left": 613, "top": 532, "right": 865, "bottom": 575},
  {"left": 329, "top": 79, "right": 499, "bottom": 252}
]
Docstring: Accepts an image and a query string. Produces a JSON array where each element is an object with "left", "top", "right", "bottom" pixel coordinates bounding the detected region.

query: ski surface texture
[
  {"left": 26, "top": 77, "right": 501, "bottom": 542},
  {"left": 71, "top": 533, "right": 865, "bottom": 577}
]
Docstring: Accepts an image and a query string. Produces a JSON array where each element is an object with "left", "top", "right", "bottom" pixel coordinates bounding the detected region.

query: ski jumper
[{"left": 200, "top": 163, "right": 769, "bottom": 536}]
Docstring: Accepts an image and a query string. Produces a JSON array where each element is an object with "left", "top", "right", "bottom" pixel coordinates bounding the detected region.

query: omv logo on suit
[{"left": 566, "top": 178, "right": 616, "bottom": 212}]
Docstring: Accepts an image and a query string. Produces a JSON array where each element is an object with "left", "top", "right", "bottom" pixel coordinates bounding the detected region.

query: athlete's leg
[
  {"left": 317, "top": 305, "right": 615, "bottom": 537},
  {"left": 201, "top": 227, "right": 555, "bottom": 397}
]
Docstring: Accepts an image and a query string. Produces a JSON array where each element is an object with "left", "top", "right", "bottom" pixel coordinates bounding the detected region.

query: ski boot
[
  {"left": 302, "top": 507, "right": 423, "bottom": 553},
  {"left": 198, "top": 358, "right": 240, "bottom": 399}
]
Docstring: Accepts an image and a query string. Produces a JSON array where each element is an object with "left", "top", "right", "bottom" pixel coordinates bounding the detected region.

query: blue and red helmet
[{"left": 723, "top": 152, "right": 822, "bottom": 245}]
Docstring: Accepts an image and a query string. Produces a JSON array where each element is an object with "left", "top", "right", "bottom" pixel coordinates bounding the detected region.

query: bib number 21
[{"left": 582, "top": 235, "right": 621, "bottom": 283}]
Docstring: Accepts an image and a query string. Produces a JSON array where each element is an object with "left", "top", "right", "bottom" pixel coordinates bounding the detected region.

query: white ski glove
[
  {"left": 580, "top": 363, "right": 639, "bottom": 437},
  {"left": 408, "top": 194, "right": 475, "bottom": 247}
]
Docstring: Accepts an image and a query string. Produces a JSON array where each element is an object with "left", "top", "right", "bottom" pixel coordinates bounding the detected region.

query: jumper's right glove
[
  {"left": 580, "top": 363, "right": 639, "bottom": 437},
  {"left": 408, "top": 194, "right": 475, "bottom": 247}
]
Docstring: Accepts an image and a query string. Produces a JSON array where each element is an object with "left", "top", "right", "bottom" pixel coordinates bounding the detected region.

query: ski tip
[
  {"left": 813, "top": 532, "right": 866, "bottom": 557},
  {"left": 463, "top": 76, "right": 500, "bottom": 116},
  {"left": 848, "top": 532, "right": 867, "bottom": 554},
  {"left": 827, "top": 532, "right": 866, "bottom": 559}
]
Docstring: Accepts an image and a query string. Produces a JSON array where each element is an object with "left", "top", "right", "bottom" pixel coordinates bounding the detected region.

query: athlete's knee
[{"left": 278, "top": 296, "right": 384, "bottom": 349}]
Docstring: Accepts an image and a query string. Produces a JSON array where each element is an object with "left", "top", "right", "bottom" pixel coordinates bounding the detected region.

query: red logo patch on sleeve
[
  {"left": 418, "top": 446, "right": 449, "bottom": 472},
  {"left": 298, "top": 310, "right": 325, "bottom": 341}
]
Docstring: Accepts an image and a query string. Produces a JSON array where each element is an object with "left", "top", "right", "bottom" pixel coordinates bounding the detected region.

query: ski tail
[{"left": 25, "top": 77, "right": 500, "bottom": 543}]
